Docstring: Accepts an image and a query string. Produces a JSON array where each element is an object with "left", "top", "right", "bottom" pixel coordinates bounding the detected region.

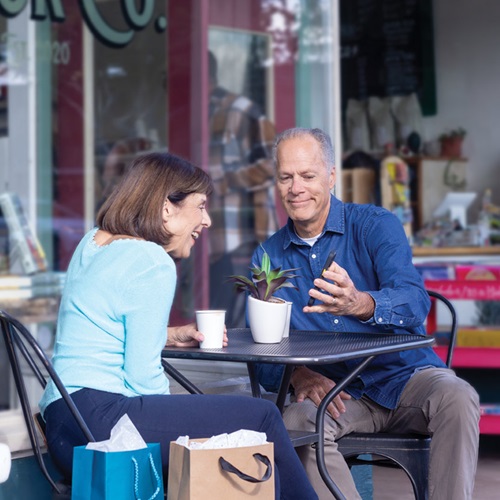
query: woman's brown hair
[{"left": 96, "top": 152, "right": 213, "bottom": 246}]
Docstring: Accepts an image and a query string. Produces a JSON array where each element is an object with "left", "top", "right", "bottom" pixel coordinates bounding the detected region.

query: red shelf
[
  {"left": 434, "top": 346, "right": 500, "bottom": 368},
  {"left": 479, "top": 413, "right": 500, "bottom": 435}
]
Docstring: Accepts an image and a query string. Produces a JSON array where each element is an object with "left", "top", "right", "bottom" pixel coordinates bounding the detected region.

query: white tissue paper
[
  {"left": 175, "top": 429, "right": 268, "bottom": 450},
  {"left": 85, "top": 414, "right": 147, "bottom": 452}
]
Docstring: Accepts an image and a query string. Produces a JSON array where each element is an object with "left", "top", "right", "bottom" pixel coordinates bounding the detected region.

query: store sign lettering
[{"left": 0, "top": 0, "right": 166, "bottom": 48}]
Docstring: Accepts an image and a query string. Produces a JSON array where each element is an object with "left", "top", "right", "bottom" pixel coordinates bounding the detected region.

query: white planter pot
[{"left": 247, "top": 295, "right": 290, "bottom": 343}]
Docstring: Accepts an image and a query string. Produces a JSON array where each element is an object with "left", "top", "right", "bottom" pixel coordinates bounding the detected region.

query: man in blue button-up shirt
[{"left": 253, "top": 128, "right": 480, "bottom": 499}]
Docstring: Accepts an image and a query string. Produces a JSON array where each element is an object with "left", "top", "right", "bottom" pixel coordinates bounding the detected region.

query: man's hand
[
  {"left": 303, "top": 261, "right": 375, "bottom": 321},
  {"left": 166, "top": 323, "right": 228, "bottom": 347},
  {"left": 291, "top": 366, "right": 351, "bottom": 419}
]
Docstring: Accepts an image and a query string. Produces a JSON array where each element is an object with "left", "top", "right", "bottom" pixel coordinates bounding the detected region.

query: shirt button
[
  {"left": 312, "top": 254, "right": 317, "bottom": 259},
  {"left": 334, "top": 319, "right": 339, "bottom": 324},
  {"left": 377, "top": 317, "right": 383, "bottom": 323},
  {"left": 399, "top": 320, "right": 403, "bottom": 324}
]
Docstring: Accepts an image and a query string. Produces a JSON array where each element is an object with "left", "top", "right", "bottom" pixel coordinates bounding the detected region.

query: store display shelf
[
  {"left": 427, "top": 276, "right": 500, "bottom": 434},
  {"left": 425, "top": 280, "right": 500, "bottom": 300},
  {"left": 435, "top": 347, "right": 500, "bottom": 434}
]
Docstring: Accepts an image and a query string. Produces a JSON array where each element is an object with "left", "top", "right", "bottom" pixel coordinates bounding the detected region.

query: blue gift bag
[{"left": 72, "top": 443, "right": 164, "bottom": 500}]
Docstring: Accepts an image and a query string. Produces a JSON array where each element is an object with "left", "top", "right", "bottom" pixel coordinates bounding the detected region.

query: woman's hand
[{"left": 166, "top": 323, "right": 228, "bottom": 347}]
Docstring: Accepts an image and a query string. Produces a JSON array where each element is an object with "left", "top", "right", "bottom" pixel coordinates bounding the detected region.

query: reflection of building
[
  {"left": 209, "top": 27, "right": 271, "bottom": 118},
  {"left": 1, "top": 3, "right": 338, "bottom": 272},
  {"left": 95, "top": 136, "right": 153, "bottom": 212},
  {"left": 207, "top": 75, "right": 278, "bottom": 327}
]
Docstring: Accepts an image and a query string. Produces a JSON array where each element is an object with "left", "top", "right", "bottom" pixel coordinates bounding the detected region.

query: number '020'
[{"left": 36, "top": 40, "right": 70, "bottom": 65}]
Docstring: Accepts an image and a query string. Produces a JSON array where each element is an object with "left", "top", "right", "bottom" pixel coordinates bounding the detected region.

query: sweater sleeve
[{"left": 120, "top": 250, "right": 176, "bottom": 395}]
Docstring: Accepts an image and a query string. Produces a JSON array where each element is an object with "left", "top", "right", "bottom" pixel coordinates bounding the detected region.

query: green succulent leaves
[{"left": 228, "top": 247, "right": 299, "bottom": 301}]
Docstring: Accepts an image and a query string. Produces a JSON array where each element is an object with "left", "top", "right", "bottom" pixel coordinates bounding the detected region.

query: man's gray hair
[{"left": 272, "top": 127, "right": 335, "bottom": 172}]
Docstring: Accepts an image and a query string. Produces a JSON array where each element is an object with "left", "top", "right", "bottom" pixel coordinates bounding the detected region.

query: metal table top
[{"left": 162, "top": 328, "right": 435, "bottom": 365}]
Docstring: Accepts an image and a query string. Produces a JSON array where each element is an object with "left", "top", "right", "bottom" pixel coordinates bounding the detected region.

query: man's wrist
[{"left": 356, "top": 292, "right": 375, "bottom": 321}]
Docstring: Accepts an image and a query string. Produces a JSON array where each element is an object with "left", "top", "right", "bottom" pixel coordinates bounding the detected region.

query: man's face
[{"left": 276, "top": 135, "right": 335, "bottom": 237}]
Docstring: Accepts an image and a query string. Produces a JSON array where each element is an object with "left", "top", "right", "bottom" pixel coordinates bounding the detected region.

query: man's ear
[{"left": 328, "top": 166, "right": 336, "bottom": 190}]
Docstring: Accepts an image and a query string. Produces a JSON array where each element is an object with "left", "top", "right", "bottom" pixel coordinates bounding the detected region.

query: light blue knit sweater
[{"left": 39, "top": 228, "right": 176, "bottom": 415}]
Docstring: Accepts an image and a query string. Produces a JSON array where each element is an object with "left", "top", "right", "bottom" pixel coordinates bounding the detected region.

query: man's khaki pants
[{"left": 283, "top": 368, "right": 480, "bottom": 499}]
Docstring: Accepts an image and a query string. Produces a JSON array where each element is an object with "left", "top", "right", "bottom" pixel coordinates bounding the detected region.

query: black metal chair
[
  {"left": 336, "top": 290, "right": 458, "bottom": 500},
  {"left": 0, "top": 310, "right": 96, "bottom": 499}
]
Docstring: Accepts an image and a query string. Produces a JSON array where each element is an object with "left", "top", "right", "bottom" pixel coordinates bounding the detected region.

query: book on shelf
[
  {"left": 0, "top": 271, "right": 64, "bottom": 289},
  {"left": 0, "top": 274, "right": 33, "bottom": 288},
  {"left": 414, "top": 262, "right": 455, "bottom": 280},
  {"left": 0, "top": 192, "right": 47, "bottom": 275},
  {"left": 480, "top": 404, "right": 500, "bottom": 416},
  {"left": 0, "top": 209, "right": 8, "bottom": 273},
  {"left": 0, "top": 283, "right": 62, "bottom": 300},
  {"left": 455, "top": 264, "right": 500, "bottom": 281},
  {"left": 0, "top": 271, "right": 65, "bottom": 301},
  {"left": 457, "top": 327, "right": 500, "bottom": 348}
]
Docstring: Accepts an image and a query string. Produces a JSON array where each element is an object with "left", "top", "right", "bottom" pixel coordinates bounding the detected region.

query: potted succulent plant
[
  {"left": 227, "top": 249, "right": 298, "bottom": 343},
  {"left": 439, "top": 127, "right": 466, "bottom": 158}
]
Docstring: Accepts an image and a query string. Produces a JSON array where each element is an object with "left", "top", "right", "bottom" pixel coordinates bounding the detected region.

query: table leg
[
  {"left": 315, "top": 355, "right": 376, "bottom": 500},
  {"left": 246, "top": 362, "right": 262, "bottom": 398},
  {"left": 276, "top": 365, "right": 294, "bottom": 414},
  {"left": 161, "top": 359, "right": 204, "bottom": 395},
  {"left": 246, "top": 363, "right": 294, "bottom": 414}
]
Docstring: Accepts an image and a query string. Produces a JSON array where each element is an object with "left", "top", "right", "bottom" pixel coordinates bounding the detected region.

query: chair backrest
[
  {"left": 426, "top": 289, "right": 457, "bottom": 368},
  {"left": 0, "top": 310, "right": 95, "bottom": 494}
]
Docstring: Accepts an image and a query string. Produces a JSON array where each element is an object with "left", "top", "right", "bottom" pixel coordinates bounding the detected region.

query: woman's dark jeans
[{"left": 44, "top": 388, "right": 318, "bottom": 499}]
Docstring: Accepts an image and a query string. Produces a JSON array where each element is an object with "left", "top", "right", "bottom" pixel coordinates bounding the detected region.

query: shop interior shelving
[{"left": 426, "top": 278, "right": 500, "bottom": 434}]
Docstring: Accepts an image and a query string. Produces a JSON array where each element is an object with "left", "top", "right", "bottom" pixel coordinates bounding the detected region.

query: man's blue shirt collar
[{"left": 283, "top": 195, "right": 345, "bottom": 249}]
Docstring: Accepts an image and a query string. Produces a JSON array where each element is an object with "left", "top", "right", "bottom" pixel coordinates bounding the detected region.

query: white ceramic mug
[{"left": 196, "top": 310, "right": 226, "bottom": 348}]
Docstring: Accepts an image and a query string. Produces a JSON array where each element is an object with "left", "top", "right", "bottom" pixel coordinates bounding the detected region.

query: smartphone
[{"left": 307, "top": 250, "right": 337, "bottom": 307}]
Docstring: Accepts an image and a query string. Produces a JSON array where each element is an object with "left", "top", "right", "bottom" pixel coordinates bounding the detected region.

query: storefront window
[
  {"left": 93, "top": 2, "right": 167, "bottom": 213},
  {"left": 201, "top": 0, "right": 340, "bottom": 327},
  {"left": 0, "top": 0, "right": 340, "bottom": 450}
]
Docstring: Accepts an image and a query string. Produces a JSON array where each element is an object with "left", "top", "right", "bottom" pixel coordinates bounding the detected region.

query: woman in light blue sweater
[{"left": 40, "top": 152, "right": 317, "bottom": 499}]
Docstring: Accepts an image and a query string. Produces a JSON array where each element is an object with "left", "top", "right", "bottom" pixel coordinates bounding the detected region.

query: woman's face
[{"left": 163, "top": 193, "right": 211, "bottom": 259}]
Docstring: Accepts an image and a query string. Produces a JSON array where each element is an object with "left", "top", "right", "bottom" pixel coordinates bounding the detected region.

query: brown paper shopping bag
[{"left": 167, "top": 438, "right": 274, "bottom": 500}]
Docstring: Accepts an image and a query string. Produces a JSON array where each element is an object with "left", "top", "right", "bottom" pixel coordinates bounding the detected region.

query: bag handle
[
  {"left": 219, "top": 453, "right": 272, "bottom": 483},
  {"left": 132, "top": 453, "right": 162, "bottom": 500}
]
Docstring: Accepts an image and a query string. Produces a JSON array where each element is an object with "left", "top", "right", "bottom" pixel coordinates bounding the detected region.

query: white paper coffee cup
[{"left": 196, "top": 310, "right": 226, "bottom": 348}]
